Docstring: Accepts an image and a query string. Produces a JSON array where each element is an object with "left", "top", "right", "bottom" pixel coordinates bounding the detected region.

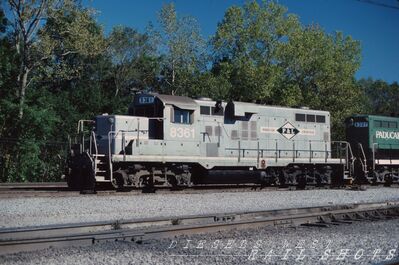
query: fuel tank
[{"left": 194, "top": 169, "right": 266, "bottom": 184}]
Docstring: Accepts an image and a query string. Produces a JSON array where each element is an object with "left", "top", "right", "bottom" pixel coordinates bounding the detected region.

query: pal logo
[{"left": 277, "top": 122, "right": 299, "bottom": 140}]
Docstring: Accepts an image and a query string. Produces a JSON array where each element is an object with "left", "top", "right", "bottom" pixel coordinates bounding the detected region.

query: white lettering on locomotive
[
  {"left": 375, "top": 130, "right": 399, "bottom": 140},
  {"left": 170, "top": 127, "right": 195, "bottom": 139},
  {"left": 354, "top": 121, "right": 368, "bottom": 127},
  {"left": 260, "top": 127, "right": 278, "bottom": 133},
  {"left": 138, "top": 96, "right": 154, "bottom": 104},
  {"left": 300, "top": 129, "right": 316, "bottom": 136},
  {"left": 261, "top": 126, "right": 315, "bottom": 136}
]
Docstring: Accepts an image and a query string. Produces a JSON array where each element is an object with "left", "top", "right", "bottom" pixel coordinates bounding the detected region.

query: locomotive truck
[{"left": 66, "top": 93, "right": 399, "bottom": 192}]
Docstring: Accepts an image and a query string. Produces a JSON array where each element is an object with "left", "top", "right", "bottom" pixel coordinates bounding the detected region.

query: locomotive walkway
[{"left": 1, "top": 201, "right": 398, "bottom": 255}]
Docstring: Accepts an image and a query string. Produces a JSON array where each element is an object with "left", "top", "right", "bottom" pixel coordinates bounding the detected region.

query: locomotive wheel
[
  {"left": 142, "top": 174, "right": 156, "bottom": 193},
  {"left": 112, "top": 170, "right": 127, "bottom": 191},
  {"left": 167, "top": 175, "right": 179, "bottom": 189},
  {"left": 132, "top": 170, "right": 150, "bottom": 188},
  {"left": 297, "top": 175, "right": 307, "bottom": 189},
  {"left": 315, "top": 171, "right": 328, "bottom": 187},
  {"left": 177, "top": 172, "right": 192, "bottom": 187},
  {"left": 370, "top": 171, "right": 380, "bottom": 185},
  {"left": 277, "top": 170, "right": 287, "bottom": 188},
  {"left": 384, "top": 174, "right": 393, "bottom": 187},
  {"left": 315, "top": 173, "right": 323, "bottom": 187}
]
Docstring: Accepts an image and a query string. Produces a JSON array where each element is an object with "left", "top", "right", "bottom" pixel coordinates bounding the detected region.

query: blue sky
[{"left": 86, "top": 0, "right": 399, "bottom": 83}]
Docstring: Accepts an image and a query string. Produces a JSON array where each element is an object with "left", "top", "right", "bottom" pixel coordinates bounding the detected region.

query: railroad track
[
  {"left": 1, "top": 181, "right": 398, "bottom": 198},
  {"left": 0, "top": 182, "right": 68, "bottom": 189},
  {"left": 0, "top": 183, "right": 283, "bottom": 198},
  {"left": 1, "top": 201, "right": 398, "bottom": 255}
]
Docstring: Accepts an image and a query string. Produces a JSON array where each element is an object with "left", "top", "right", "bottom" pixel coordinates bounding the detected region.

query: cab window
[{"left": 173, "top": 107, "right": 191, "bottom": 124}]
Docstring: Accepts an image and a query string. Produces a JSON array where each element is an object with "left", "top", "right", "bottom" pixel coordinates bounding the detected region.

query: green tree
[
  {"left": 0, "top": 4, "right": 16, "bottom": 95},
  {"left": 37, "top": 1, "right": 105, "bottom": 82},
  {"left": 1, "top": 0, "right": 107, "bottom": 182},
  {"left": 106, "top": 25, "right": 158, "bottom": 97},
  {"left": 359, "top": 78, "right": 399, "bottom": 116},
  {"left": 212, "top": 0, "right": 300, "bottom": 102},
  {"left": 188, "top": 71, "right": 232, "bottom": 100},
  {"left": 7, "top": 0, "right": 54, "bottom": 118},
  {"left": 156, "top": 3, "right": 207, "bottom": 96},
  {"left": 213, "top": 0, "right": 363, "bottom": 139},
  {"left": 0, "top": 5, "right": 17, "bottom": 137},
  {"left": 278, "top": 26, "right": 363, "bottom": 138},
  {"left": 7, "top": 0, "right": 105, "bottom": 118}
]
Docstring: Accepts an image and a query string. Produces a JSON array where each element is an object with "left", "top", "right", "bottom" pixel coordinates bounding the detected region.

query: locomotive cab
[{"left": 128, "top": 94, "right": 164, "bottom": 140}]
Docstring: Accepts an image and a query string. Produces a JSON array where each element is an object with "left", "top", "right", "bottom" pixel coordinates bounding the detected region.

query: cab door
[{"left": 201, "top": 107, "right": 224, "bottom": 157}]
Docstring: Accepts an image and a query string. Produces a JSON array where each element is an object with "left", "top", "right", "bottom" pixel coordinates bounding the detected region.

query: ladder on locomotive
[
  {"left": 93, "top": 154, "right": 108, "bottom": 181},
  {"left": 89, "top": 130, "right": 109, "bottom": 181}
]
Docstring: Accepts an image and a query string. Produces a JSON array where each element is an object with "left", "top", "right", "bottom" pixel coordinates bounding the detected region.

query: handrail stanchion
[
  {"left": 390, "top": 144, "right": 392, "bottom": 165},
  {"left": 325, "top": 142, "right": 327, "bottom": 163},
  {"left": 217, "top": 122, "right": 221, "bottom": 148},
  {"left": 89, "top": 133, "right": 92, "bottom": 155},
  {"left": 108, "top": 131, "right": 115, "bottom": 183},
  {"left": 122, "top": 131, "right": 126, "bottom": 162},
  {"left": 345, "top": 142, "right": 349, "bottom": 169},
  {"left": 372, "top": 143, "right": 377, "bottom": 171},
  {"left": 91, "top": 131, "right": 98, "bottom": 156},
  {"left": 90, "top": 131, "right": 97, "bottom": 174},
  {"left": 81, "top": 133, "right": 85, "bottom": 153},
  {"left": 136, "top": 118, "right": 140, "bottom": 147},
  {"left": 238, "top": 141, "right": 241, "bottom": 163},
  {"left": 341, "top": 143, "right": 343, "bottom": 162},
  {"left": 358, "top": 143, "right": 367, "bottom": 173},
  {"left": 327, "top": 141, "right": 354, "bottom": 177}
]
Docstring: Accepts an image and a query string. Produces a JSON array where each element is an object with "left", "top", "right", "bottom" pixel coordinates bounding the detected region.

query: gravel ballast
[
  {"left": 0, "top": 188, "right": 399, "bottom": 229},
  {"left": 0, "top": 219, "right": 398, "bottom": 264}
]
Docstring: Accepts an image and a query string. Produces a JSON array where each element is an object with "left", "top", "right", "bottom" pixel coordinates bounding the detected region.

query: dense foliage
[{"left": 0, "top": 0, "right": 395, "bottom": 182}]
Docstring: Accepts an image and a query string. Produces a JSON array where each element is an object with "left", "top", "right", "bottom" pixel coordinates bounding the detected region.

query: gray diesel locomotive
[{"left": 66, "top": 93, "right": 354, "bottom": 191}]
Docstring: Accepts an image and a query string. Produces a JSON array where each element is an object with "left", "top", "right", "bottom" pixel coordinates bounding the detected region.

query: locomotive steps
[{"left": 1, "top": 201, "right": 398, "bottom": 255}]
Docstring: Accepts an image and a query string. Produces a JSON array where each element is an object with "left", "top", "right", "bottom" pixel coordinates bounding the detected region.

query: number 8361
[{"left": 170, "top": 127, "right": 195, "bottom": 138}]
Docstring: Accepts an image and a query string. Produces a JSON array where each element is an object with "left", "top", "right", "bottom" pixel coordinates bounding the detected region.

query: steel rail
[
  {"left": 0, "top": 182, "right": 397, "bottom": 196},
  {"left": 0, "top": 201, "right": 399, "bottom": 255},
  {"left": 0, "top": 182, "right": 67, "bottom": 189},
  {"left": 0, "top": 185, "right": 397, "bottom": 200},
  {"left": 0, "top": 185, "right": 287, "bottom": 198}
]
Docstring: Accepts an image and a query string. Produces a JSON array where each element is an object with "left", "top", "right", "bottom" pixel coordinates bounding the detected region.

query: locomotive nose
[{"left": 94, "top": 115, "right": 149, "bottom": 155}]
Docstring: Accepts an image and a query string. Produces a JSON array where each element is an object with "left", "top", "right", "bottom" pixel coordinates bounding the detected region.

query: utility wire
[{"left": 356, "top": 0, "right": 399, "bottom": 10}]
